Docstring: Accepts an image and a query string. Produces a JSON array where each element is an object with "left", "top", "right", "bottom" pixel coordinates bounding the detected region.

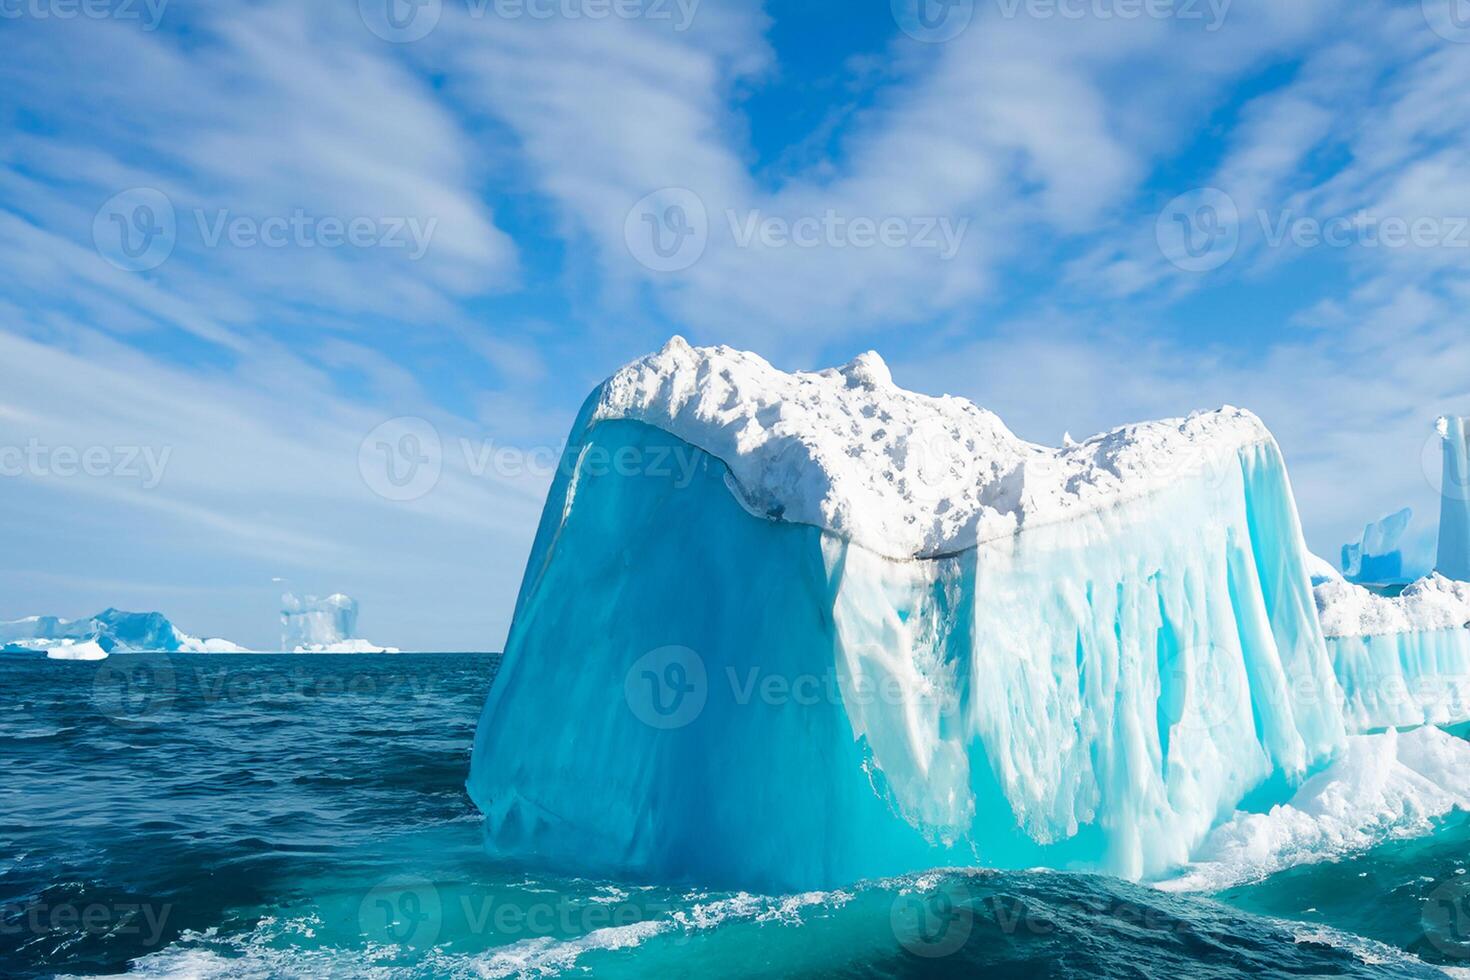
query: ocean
[{"left": 2, "top": 653, "right": 1466, "bottom": 978}]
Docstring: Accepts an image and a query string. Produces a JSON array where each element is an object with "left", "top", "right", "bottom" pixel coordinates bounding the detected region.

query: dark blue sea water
[{"left": 2, "top": 653, "right": 1466, "bottom": 978}]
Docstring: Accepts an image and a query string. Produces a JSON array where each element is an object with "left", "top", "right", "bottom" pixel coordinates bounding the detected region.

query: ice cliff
[
  {"left": 1438, "top": 415, "right": 1470, "bottom": 581},
  {"left": 469, "top": 338, "right": 1363, "bottom": 890}
]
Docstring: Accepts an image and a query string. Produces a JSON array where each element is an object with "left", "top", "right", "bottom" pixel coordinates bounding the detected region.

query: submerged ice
[{"left": 469, "top": 339, "right": 1470, "bottom": 892}]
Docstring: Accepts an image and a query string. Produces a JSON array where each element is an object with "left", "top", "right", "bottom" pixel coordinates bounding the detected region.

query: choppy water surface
[{"left": 1, "top": 654, "right": 1466, "bottom": 978}]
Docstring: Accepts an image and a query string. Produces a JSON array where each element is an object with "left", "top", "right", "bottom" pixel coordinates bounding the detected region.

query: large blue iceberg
[{"left": 469, "top": 340, "right": 1386, "bottom": 891}]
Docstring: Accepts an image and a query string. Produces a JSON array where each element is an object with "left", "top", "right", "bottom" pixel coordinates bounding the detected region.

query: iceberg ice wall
[
  {"left": 469, "top": 340, "right": 1352, "bottom": 891},
  {"left": 1317, "top": 574, "right": 1470, "bottom": 731},
  {"left": 1438, "top": 415, "right": 1470, "bottom": 581}
]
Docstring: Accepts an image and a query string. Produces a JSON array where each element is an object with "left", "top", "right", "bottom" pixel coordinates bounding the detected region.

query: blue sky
[{"left": 2, "top": 0, "right": 1470, "bottom": 650}]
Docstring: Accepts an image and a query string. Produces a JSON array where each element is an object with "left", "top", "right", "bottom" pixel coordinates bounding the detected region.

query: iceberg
[
  {"left": 1437, "top": 415, "right": 1470, "bottom": 582},
  {"left": 280, "top": 593, "right": 398, "bottom": 653},
  {"left": 1340, "top": 507, "right": 1415, "bottom": 584},
  {"left": 1315, "top": 574, "right": 1470, "bottom": 731},
  {"left": 468, "top": 339, "right": 1351, "bottom": 891},
  {"left": 0, "top": 608, "right": 246, "bottom": 657}
]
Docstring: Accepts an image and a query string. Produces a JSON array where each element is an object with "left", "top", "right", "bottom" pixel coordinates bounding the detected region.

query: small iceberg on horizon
[{"left": 280, "top": 592, "right": 399, "bottom": 654}]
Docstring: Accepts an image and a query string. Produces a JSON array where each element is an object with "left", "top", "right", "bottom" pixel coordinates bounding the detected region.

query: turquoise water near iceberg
[{"left": 2, "top": 654, "right": 1467, "bottom": 978}]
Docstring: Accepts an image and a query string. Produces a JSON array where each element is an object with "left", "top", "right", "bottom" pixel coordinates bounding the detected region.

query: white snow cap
[
  {"left": 594, "top": 337, "right": 1273, "bottom": 558},
  {"left": 1315, "top": 574, "right": 1470, "bottom": 638}
]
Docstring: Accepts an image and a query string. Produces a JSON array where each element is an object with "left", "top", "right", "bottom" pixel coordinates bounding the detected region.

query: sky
[{"left": 2, "top": 0, "right": 1470, "bottom": 650}]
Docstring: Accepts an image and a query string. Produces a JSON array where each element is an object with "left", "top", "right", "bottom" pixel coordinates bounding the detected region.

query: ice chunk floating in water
[{"left": 467, "top": 339, "right": 1448, "bottom": 891}]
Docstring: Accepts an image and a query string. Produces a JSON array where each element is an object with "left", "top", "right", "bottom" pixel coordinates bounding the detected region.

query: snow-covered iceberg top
[
  {"left": 0, "top": 609, "right": 247, "bottom": 656},
  {"left": 594, "top": 337, "right": 1273, "bottom": 558},
  {"left": 1315, "top": 574, "right": 1470, "bottom": 638}
]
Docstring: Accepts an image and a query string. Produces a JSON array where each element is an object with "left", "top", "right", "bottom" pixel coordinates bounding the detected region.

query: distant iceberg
[
  {"left": 469, "top": 338, "right": 1353, "bottom": 890},
  {"left": 280, "top": 593, "right": 398, "bottom": 654},
  {"left": 1437, "top": 415, "right": 1470, "bottom": 581},
  {"left": 1340, "top": 507, "right": 1419, "bottom": 584},
  {"left": 0, "top": 608, "right": 247, "bottom": 658}
]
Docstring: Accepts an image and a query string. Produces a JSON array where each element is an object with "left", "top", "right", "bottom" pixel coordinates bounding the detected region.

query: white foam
[
  {"left": 1316, "top": 574, "right": 1470, "bottom": 638},
  {"left": 594, "top": 337, "right": 1271, "bottom": 558},
  {"left": 1157, "top": 727, "right": 1470, "bottom": 893}
]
